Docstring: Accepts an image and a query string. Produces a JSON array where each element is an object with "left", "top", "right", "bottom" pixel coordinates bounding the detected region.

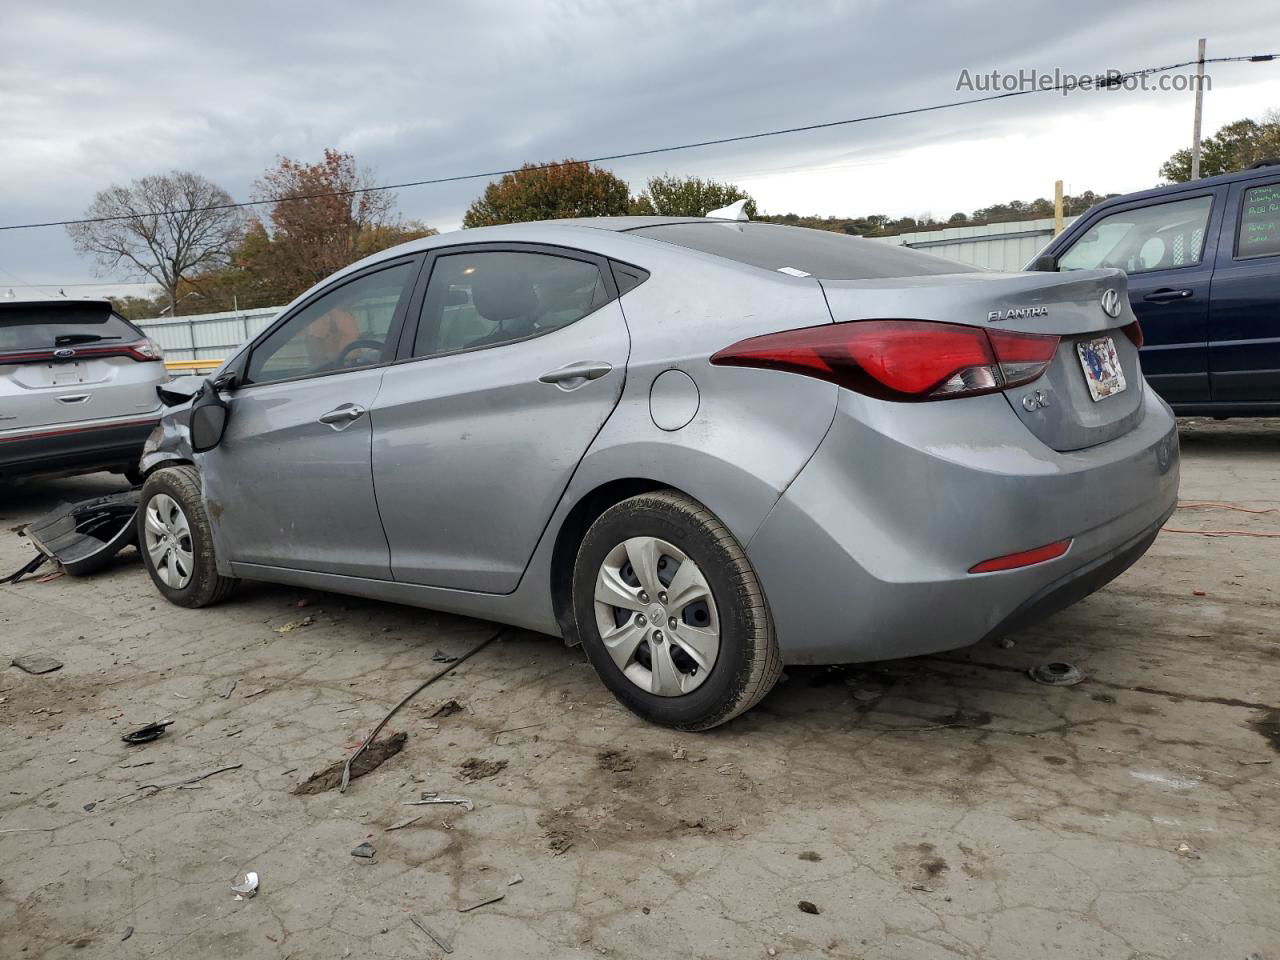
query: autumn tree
[
  {"left": 242, "top": 149, "right": 435, "bottom": 301},
  {"left": 1160, "top": 112, "right": 1280, "bottom": 182},
  {"left": 629, "top": 175, "right": 757, "bottom": 217},
  {"left": 67, "top": 171, "right": 243, "bottom": 315},
  {"left": 462, "top": 160, "right": 630, "bottom": 227}
]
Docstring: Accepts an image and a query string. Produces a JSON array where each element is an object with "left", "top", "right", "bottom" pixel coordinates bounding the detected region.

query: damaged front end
[{"left": 139, "top": 377, "right": 202, "bottom": 476}]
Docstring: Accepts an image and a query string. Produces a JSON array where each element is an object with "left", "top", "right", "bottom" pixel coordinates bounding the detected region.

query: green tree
[
  {"left": 462, "top": 160, "right": 630, "bottom": 227},
  {"left": 629, "top": 175, "right": 757, "bottom": 217},
  {"left": 1160, "top": 112, "right": 1280, "bottom": 182}
]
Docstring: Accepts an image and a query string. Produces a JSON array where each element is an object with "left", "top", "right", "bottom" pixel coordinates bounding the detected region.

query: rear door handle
[
  {"left": 318, "top": 403, "right": 367, "bottom": 425},
  {"left": 1143, "top": 288, "right": 1193, "bottom": 303},
  {"left": 538, "top": 360, "right": 613, "bottom": 386}
]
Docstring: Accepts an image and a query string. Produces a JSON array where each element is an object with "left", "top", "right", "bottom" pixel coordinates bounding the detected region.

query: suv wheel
[
  {"left": 572, "top": 490, "right": 781, "bottom": 730},
  {"left": 138, "top": 465, "right": 236, "bottom": 607}
]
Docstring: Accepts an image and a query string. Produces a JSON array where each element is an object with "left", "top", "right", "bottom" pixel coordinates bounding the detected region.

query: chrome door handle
[
  {"left": 318, "top": 403, "right": 367, "bottom": 425},
  {"left": 538, "top": 361, "right": 613, "bottom": 385},
  {"left": 1143, "top": 288, "right": 1193, "bottom": 303}
]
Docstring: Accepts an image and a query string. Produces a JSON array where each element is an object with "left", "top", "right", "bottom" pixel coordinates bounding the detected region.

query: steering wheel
[{"left": 335, "top": 338, "right": 385, "bottom": 368}]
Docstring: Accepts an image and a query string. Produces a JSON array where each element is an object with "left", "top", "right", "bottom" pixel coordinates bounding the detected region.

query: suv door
[
  {"left": 1057, "top": 191, "right": 1223, "bottom": 403},
  {"left": 201, "top": 257, "right": 421, "bottom": 579},
  {"left": 1207, "top": 177, "right": 1280, "bottom": 403},
  {"left": 371, "top": 245, "right": 631, "bottom": 593}
]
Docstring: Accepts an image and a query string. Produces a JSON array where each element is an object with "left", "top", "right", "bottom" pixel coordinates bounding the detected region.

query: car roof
[
  {"left": 1089, "top": 162, "right": 1280, "bottom": 213},
  {"left": 0, "top": 295, "right": 113, "bottom": 307}
]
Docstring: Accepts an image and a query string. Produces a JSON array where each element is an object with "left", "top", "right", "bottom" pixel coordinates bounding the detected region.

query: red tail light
[
  {"left": 0, "top": 338, "right": 164, "bottom": 366},
  {"left": 1120, "top": 320, "right": 1144, "bottom": 348},
  {"left": 969, "top": 538, "right": 1072, "bottom": 574},
  {"left": 710, "top": 320, "right": 1060, "bottom": 401}
]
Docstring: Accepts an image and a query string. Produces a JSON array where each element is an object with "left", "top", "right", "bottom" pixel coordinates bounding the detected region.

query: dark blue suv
[{"left": 1036, "top": 162, "right": 1280, "bottom": 416}]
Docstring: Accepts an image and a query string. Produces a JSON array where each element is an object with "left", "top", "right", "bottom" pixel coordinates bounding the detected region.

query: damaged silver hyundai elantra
[{"left": 138, "top": 212, "right": 1179, "bottom": 729}]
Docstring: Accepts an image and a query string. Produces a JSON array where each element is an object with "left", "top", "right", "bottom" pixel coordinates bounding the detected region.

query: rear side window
[
  {"left": 0, "top": 302, "right": 141, "bottom": 352},
  {"left": 1237, "top": 181, "right": 1280, "bottom": 259},
  {"left": 1058, "top": 195, "right": 1213, "bottom": 273},
  {"left": 625, "top": 222, "right": 979, "bottom": 279},
  {"left": 412, "top": 251, "right": 608, "bottom": 358}
]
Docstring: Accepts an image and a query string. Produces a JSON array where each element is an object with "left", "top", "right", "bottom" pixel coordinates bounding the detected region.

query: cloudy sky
[{"left": 1, "top": 0, "right": 1275, "bottom": 300}]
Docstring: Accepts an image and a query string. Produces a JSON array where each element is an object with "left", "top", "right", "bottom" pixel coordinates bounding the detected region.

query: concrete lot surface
[{"left": 1, "top": 419, "right": 1277, "bottom": 959}]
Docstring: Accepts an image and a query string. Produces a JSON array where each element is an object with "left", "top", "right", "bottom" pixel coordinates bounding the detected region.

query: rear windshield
[
  {"left": 0, "top": 302, "right": 141, "bottom": 352},
  {"left": 626, "top": 222, "right": 980, "bottom": 280}
]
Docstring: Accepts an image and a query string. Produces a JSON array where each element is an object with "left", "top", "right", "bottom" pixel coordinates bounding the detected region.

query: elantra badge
[{"left": 988, "top": 305, "right": 1048, "bottom": 322}]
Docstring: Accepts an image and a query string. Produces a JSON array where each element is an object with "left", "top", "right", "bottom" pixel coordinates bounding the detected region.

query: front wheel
[
  {"left": 571, "top": 491, "right": 781, "bottom": 730},
  {"left": 138, "top": 465, "right": 236, "bottom": 607}
]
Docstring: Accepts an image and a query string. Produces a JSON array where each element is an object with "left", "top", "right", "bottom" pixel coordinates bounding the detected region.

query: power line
[{"left": 1, "top": 52, "right": 1274, "bottom": 234}]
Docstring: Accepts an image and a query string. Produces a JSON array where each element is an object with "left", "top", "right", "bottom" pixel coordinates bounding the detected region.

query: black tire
[
  {"left": 571, "top": 490, "right": 782, "bottom": 730},
  {"left": 137, "top": 465, "right": 236, "bottom": 608}
]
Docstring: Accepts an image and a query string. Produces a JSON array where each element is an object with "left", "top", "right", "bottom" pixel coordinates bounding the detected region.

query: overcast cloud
[{"left": 1, "top": 0, "right": 1275, "bottom": 298}]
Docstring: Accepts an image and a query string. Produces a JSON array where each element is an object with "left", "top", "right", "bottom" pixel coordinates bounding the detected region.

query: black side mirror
[
  {"left": 1030, "top": 254, "right": 1058, "bottom": 272},
  {"left": 189, "top": 379, "right": 231, "bottom": 453}
]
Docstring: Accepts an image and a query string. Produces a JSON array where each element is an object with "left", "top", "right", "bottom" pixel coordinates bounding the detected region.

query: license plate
[
  {"left": 50, "top": 362, "right": 84, "bottom": 387},
  {"left": 1076, "top": 336, "right": 1126, "bottom": 402}
]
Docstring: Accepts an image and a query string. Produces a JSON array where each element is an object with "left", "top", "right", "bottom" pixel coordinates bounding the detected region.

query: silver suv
[{"left": 0, "top": 297, "right": 166, "bottom": 482}]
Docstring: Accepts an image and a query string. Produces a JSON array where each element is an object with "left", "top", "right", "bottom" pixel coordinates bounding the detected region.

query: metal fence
[
  {"left": 869, "top": 216, "right": 1079, "bottom": 272},
  {"left": 136, "top": 307, "right": 282, "bottom": 366}
]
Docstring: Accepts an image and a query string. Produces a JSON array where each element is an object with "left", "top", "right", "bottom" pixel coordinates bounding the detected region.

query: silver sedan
[{"left": 138, "top": 215, "right": 1179, "bottom": 729}]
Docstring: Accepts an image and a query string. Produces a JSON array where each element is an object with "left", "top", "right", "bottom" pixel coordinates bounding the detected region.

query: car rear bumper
[
  {"left": 0, "top": 415, "right": 159, "bottom": 478},
  {"left": 746, "top": 386, "right": 1179, "bottom": 664}
]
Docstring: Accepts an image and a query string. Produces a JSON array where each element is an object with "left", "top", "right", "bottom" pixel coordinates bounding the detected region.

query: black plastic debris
[
  {"left": 1029, "top": 662, "right": 1086, "bottom": 686},
  {"left": 10, "top": 491, "right": 140, "bottom": 581},
  {"left": 351, "top": 842, "right": 376, "bottom": 858},
  {"left": 121, "top": 720, "right": 174, "bottom": 745},
  {"left": 431, "top": 650, "right": 458, "bottom": 663}
]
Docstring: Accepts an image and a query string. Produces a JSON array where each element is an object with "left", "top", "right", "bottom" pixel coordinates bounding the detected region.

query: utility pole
[
  {"left": 1190, "top": 38, "right": 1206, "bottom": 180},
  {"left": 1053, "top": 180, "right": 1064, "bottom": 234}
]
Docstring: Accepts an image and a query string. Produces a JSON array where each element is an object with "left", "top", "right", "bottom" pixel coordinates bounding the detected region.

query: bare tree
[{"left": 67, "top": 171, "right": 243, "bottom": 315}]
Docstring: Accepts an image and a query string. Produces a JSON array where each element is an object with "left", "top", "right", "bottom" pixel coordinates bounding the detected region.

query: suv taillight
[
  {"left": 126, "top": 338, "right": 165, "bottom": 362},
  {"left": 0, "top": 337, "right": 164, "bottom": 365},
  {"left": 710, "top": 320, "right": 1060, "bottom": 401}
]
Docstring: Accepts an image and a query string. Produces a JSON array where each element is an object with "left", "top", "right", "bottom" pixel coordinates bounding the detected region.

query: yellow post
[{"left": 1054, "top": 180, "right": 1065, "bottom": 235}]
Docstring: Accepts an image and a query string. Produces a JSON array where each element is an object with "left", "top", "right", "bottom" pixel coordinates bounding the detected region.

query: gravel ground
[{"left": 1, "top": 418, "right": 1277, "bottom": 959}]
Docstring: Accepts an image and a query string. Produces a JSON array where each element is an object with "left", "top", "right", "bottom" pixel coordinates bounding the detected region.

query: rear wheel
[
  {"left": 572, "top": 491, "right": 781, "bottom": 730},
  {"left": 138, "top": 465, "right": 236, "bottom": 607}
]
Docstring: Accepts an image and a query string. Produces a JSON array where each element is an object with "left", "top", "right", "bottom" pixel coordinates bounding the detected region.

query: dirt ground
[{"left": 1, "top": 419, "right": 1277, "bottom": 959}]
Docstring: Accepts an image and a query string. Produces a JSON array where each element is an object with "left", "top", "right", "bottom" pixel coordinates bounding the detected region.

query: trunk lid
[{"left": 819, "top": 268, "right": 1144, "bottom": 451}]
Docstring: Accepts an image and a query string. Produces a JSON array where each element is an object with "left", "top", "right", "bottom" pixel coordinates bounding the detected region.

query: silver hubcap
[
  {"left": 144, "top": 493, "right": 194, "bottom": 589},
  {"left": 593, "top": 536, "right": 720, "bottom": 697}
]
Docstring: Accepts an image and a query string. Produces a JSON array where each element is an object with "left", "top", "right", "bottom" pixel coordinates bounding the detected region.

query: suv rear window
[
  {"left": 626, "top": 222, "right": 979, "bottom": 279},
  {"left": 0, "top": 302, "right": 142, "bottom": 352}
]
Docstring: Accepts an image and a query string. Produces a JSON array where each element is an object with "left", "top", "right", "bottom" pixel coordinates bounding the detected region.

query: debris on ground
[
  {"left": 431, "top": 649, "right": 458, "bottom": 663},
  {"left": 403, "top": 792, "right": 474, "bottom": 811},
  {"left": 1252, "top": 711, "right": 1280, "bottom": 753},
  {"left": 231, "top": 871, "right": 259, "bottom": 899},
  {"left": 798, "top": 850, "right": 822, "bottom": 862},
  {"left": 219, "top": 680, "right": 236, "bottom": 699},
  {"left": 351, "top": 842, "right": 376, "bottom": 858},
  {"left": 121, "top": 926, "right": 133, "bottom": 941},
  {"left": 458, "top": 891, "right": 505, "bottom": 912},
  {"left": 430, "top": 698, "right": 465, "bottom": 718},
  {"left": 797, "top": 900, "right": 820, "bottom": 915},
  {"left": 410, "top": 916, "right": 453, "bottom": 953},
  {"left": 121, "top": 720, "right": 173, "bottom": 745},
  {"left": 138, "top": 763, "right": 242, "bottom": 794},
  {"left": 274, "top": 616, "right": 315, "bottom": 633},
  {"left": 507, "top": 873, "right": 523, "bottom": 886},
  {"left": 386, "top": 815, "right": 421, "bottom": 831},
  {"left": 546, "top": 830, "right": 574, "bottom": 855},
  {"left": 11, "top": 654, "right": 63, "bottom": 675},
  {"left": 1175, "top": 841, "right": 1200, "bottom": 859},
  {"left": 999, "top": 638, "right": 1016, "bottom": 649},
  {"left": 459, "top": 757, "right": 507, "bottom": 781},
  {"left": 596, "top": 749, "right": 635, "bottom": 773},
  {"left": 243, "top": 687, "right": 268, "bottom": 698},
  {"left": 294, "top": 731, "right": 408, "bottom": 795},
  {"left": 83, "top": 802, "right": 96, "bottom": 812},
  {"left": 1029, "top": 662, "right": 1086, "bottom": 686}
]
